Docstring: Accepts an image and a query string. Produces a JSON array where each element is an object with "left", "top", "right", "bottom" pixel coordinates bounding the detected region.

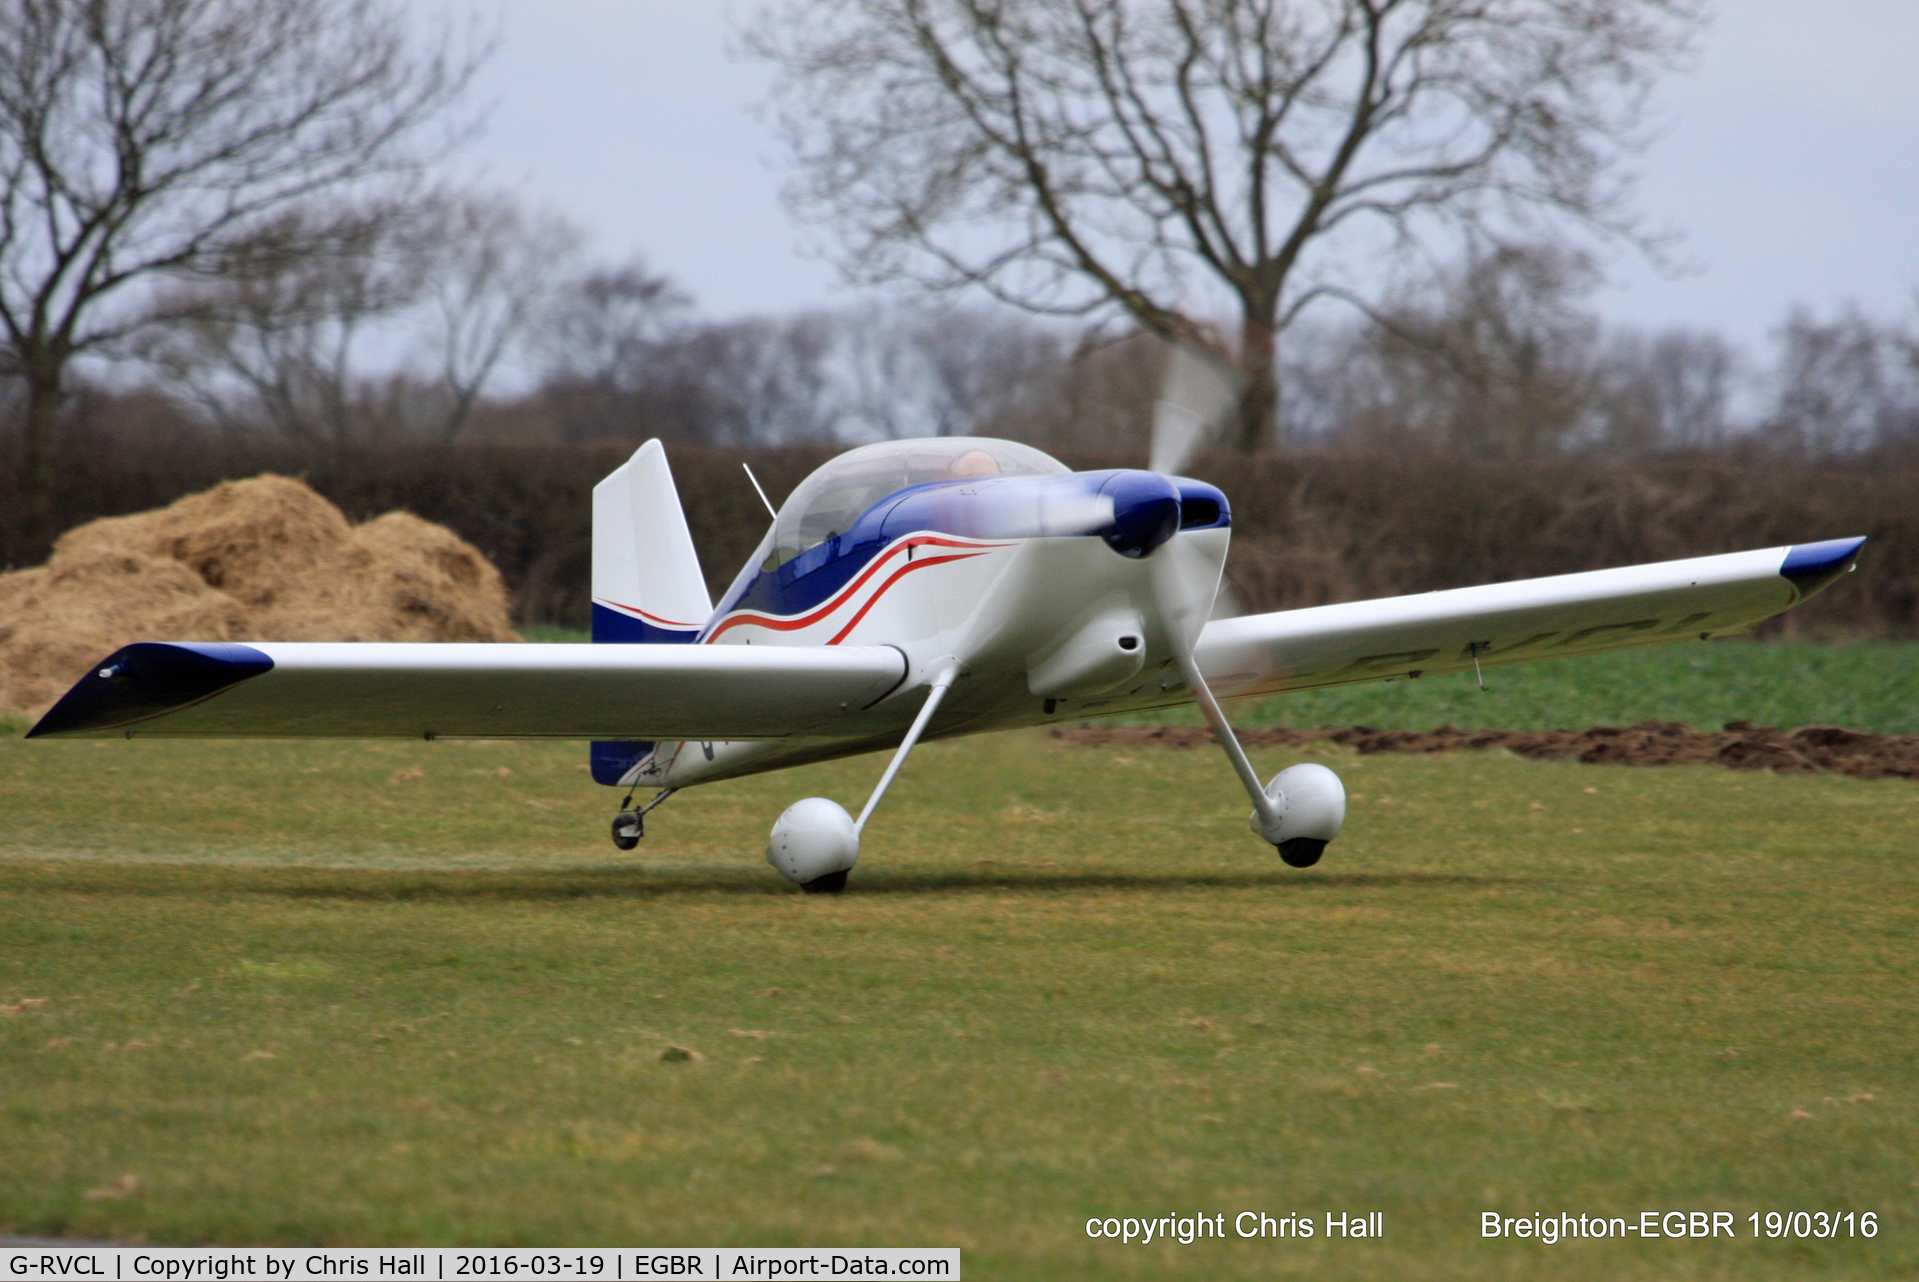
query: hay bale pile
[{"left": 0, "top": 475, "right": 519, "bottom": 716}]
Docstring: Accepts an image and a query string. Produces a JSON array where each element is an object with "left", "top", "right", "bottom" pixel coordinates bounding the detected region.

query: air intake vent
[{"left": 1179, "top": 497, "right": 1221, "bottom": 528}]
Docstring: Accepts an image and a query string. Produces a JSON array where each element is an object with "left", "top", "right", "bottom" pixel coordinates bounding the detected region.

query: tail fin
[
  {"left": 591, "top": 439, "right": 712, "bottom": 643},
  {"left": 590, "top": 440, "right": 712, "bottom": 785}
]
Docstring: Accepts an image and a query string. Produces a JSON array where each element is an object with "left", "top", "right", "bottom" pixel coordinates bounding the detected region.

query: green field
[
  {"left": 2, "top": 724, "right": 1915, "bottom": 1277},
  {"left": 1125, "top": 639, "right": 1916, "bottom": 736},
  {"left": 518, "top": 632, "right": 1919, "bottom": 735}
]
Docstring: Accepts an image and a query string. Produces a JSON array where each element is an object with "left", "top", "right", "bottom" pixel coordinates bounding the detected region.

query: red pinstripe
[
  {"left": 825, "top": 553, "right": 978, "bottom": 644},
  {"left": 597, "top": 599, "right": 698, "bottom": 629},
  {"left": 707, "top": 535, "right": 1005, "bottom": 643}
]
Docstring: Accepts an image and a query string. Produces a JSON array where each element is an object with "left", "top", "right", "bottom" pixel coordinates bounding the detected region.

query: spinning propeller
[
  {"left": 1148, "top": 342, "right": 1244, "bottom": 479},
  {"left": 1143, "top": 342, "right": 1244, "bottom": 656},
  {"left": 1139, "top": 342, "right": 1347, "bottom": 866}
]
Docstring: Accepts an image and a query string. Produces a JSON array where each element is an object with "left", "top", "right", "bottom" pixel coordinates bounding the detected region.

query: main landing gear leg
[
  {"left": 767, "top": 661, "right": 962, "bottom": 894},
  {"left": 1170, "top": 650, "right": 1346, "bottom": 863},
  {"left": 610, "top": 787, "right": 677, "bottom": 851}
]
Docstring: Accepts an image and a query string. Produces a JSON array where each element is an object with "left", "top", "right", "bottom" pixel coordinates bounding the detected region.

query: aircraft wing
[
  {"left": 1195, "top": 538, "right": 1866, "bottom": 696},
  {"left": 26, "top": 641, "right": 908, "bottom": 740}
]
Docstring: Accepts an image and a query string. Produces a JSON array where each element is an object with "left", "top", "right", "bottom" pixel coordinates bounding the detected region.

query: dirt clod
[
  {"left": 1, "top": 475, "right": 517, "bottom": 716},
  {"left": 1050, "top": 720, "right": 1919, "bottom": 781},
  {"left": 83, "top": 1174, "right": 141, "bottom": 1201},
  {"left": 839, "top": 1138, "right": 902, "bottom": 1163}
]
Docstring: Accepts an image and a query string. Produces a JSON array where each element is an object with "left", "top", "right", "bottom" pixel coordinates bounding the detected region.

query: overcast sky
[{"left": 451, "top": 1, "right": 1919, "bottom": 355}]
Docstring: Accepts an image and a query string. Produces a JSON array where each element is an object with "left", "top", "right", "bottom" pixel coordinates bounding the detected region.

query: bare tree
[
  {"left": 138, "top": 202, "right": 436, "bottom": 445},
  {"left": 421, "top": 194, "right": 583, "bottom": 441},
  {"left": 689, "top": 314, "right": 843, "bottom": 444},
  {"left": 536, "top": 261, "right": 699, "bottom": 443},
  {"left": 750, "top": 0, "right": 1699, "bottom": 450},
  {"left": 1763, "top": 306, "right": 1919, "bottom": 456},
  {"left": 0, "top": 0, "right": 480, "bottom": 525},
  {"left": 1332, "top": 243, "right": 1601, "bottom": 457},
  {"left": 1590, "top": 326, "right": 1737, "bottom": 453},
  {"left": 907, "top": 305, "right": 1076, "bottom": 439},
  {"left": 823, "top": 302, "right": 1041, "bottom": 439},
  {"left": 539, "top": 262, "right": 691, "bottom": 388},
  {"left": 709, "top": 300, "right": 1080, "bottom": 443}
]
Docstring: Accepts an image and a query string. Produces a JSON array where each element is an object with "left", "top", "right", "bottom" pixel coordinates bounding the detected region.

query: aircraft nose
[{"left": 1099, "top": 471, "right": 1182, "bottom": 558}]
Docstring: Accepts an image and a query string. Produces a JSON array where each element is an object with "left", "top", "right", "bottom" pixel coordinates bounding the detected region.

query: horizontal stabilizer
[
  {"left": 1197, "top": 539, "right": 1865, "bottom": 695},
  {"left": 28, "top": 641, "right": 907, "bottom": 740}
]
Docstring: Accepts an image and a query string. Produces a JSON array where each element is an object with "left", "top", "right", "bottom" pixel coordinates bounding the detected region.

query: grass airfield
[{"left": 0, "top": 724, "right": 1915, "bottom": 1278}]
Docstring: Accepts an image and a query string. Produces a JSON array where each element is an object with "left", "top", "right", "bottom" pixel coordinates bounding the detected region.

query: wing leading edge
[
  {"left": 27, "top": 641, "right": 908, "bottom": 740},
  {"left": 1195, "top": 538, "right": 1866, "bottom": 696}
]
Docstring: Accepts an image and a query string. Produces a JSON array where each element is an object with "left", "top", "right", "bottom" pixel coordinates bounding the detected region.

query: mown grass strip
[{"left": 1, "top": 730, "right": 1914, "bottom": 1278}]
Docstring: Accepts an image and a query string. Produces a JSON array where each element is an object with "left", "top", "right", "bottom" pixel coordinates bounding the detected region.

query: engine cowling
[{"left": 1026, "top": 605, "right": 1148, "bottom": 698}]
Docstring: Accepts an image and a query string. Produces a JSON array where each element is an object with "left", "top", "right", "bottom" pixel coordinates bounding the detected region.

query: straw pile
[{"left": 0, "top": 475, "right": 518, "bottom": 716}]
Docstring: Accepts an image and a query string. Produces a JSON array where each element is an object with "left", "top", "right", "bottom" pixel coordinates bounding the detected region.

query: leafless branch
[{"left": 748, "top": 0, "right": 1701, "bottom": 447}]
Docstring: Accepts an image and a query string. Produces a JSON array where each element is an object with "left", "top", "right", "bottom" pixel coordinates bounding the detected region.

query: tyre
[
  {"left": 1277, "top": 837, "right": 1326, "bottom": 868},
  {"left": 800, "top": 869, "right": 850, "bottom": 895},
  {"left": 610, "top": 812, "right": 642, "bottom": 851}
]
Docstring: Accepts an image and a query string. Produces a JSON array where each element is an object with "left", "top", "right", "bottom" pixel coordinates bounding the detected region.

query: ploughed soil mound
[
  {"left": 1, "top": 475, "right": 518, "bottom": 716},
  {"left": 1051, "top": 721, "right": 1919, "bottom": 781}
]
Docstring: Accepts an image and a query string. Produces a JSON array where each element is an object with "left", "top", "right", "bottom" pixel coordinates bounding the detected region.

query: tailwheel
[
  {"left": 608, "top": 787, "right": 676, "bottom": 852},
  {"left": 610, "top": 811, "right": 642, "bottom": 851},
  {"left": 800, "top": 870, "right": 849, "bottom": 895}
]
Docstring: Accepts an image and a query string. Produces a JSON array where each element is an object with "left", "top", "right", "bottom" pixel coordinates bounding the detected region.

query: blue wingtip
[
  {"left": 1779, "top": 536, "right": 1867, "bottom": 597},
  {"left": 25, "top": 642, "right": 273, "bottom": 738}
]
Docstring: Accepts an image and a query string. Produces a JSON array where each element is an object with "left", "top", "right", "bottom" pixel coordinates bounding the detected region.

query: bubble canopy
[{"left": 769, "top": 437, "right": 1069, "bottom": 567}]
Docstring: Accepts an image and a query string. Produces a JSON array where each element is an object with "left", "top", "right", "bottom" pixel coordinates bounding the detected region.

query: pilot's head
[{"left": 951, "top": 449, "right": 1001, "bottom": 479}]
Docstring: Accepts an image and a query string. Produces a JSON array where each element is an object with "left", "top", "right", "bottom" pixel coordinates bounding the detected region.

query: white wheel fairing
[
  {"left": 766, "top": 797, "right": 860, "bottom": 885},
  {"left": 1285, "top": 763, "right": 1348, "bottom": 841},
  {"left": 1250, "top": 763, "right": 1348, "bottom": 848}
]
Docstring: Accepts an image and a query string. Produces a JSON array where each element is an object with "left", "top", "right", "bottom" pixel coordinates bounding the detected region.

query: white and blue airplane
[{"left": 28, "top": 352, "right": 1866, "bottom": 892}]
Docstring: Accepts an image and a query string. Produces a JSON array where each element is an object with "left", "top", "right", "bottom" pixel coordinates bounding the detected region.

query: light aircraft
[{"left": 29, "top": 349, "right": 1866, "bottom": 893}]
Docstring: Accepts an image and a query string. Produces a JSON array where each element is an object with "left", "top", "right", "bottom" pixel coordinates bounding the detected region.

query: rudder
[
  {"left": 591, "top": 439, "right": 712, "bottom": 644},
  {"left": 590, "top": 440, "right": 713, "bottom": 785}
]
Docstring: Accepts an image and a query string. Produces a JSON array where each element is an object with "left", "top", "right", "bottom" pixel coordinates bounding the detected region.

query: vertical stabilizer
[
  {"left": 591, "top": 439, "right": 712, "bottom": 643},
  {"left": 590, "top": 440, "right": 711, "bottom": 784}
]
